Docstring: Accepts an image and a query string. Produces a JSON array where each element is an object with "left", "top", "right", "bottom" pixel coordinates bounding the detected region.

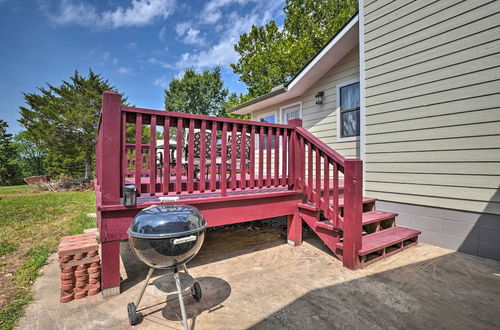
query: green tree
[
  {"left": 18, "top": 70, "right": 125, "bottom": 180},
  {"left": 164, "top": 66, "right": 229, "bottom": 117},
  {"left": 12, "top": 131, "right": 47, "bottom": 178},
  {"left": 0, "top": 120, "right": 21, "bottom": 185},
  {"left": 224, "top": 92, "right": 251, "bottom": 120},
  {"left": 231, "top": 0, "right": 358, "bottom": 98}
]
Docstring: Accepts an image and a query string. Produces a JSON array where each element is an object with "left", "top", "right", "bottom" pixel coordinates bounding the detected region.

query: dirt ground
[{"left": 17, "top": 226, "right": 500, "bottom": 329}]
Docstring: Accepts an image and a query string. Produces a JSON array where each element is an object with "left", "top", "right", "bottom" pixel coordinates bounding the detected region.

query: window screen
[{"left": 340, "top": 82, "right": 360, "bottom": 138}]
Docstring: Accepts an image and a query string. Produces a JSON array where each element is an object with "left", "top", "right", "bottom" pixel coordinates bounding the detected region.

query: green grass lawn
[{"left": 0, "top": 185, "right": 95, "bottom": 330}]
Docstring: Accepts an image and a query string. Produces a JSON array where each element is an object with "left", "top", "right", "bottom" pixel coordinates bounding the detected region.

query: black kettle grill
[{"left": 127, "top": 204, "right": 207, "bottom": 328}]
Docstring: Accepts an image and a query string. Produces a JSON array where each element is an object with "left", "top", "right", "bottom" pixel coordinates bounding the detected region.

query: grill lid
[{"left": 128, "top": 204, "right": 206, "bottom": 239}]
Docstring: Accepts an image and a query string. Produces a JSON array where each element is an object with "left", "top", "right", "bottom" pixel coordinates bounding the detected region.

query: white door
[{"left": 282, "top": 103, "right": 301, "bottom": 124}]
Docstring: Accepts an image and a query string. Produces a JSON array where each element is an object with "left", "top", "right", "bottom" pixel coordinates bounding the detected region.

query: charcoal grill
[{"left": 126, "top": 204, "right": 207, "bottom": 328}]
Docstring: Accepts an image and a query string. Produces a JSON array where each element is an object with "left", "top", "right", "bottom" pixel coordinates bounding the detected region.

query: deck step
[
  {"left": 297, "top": 203, "right": 318, "bottom": 212},
  {"left": 338, "top": 197, "right": 377, "bottom": 208},
  {"left": 298, "top": 197, "right": 376, "bottom": 213},
  {"left": 361, "top": 210, "right": 398, "bottom": 226},
  {"left": 316, "top": 210, "right": 398, "bottom": 231},
  {"left": 336, "top": 226, "right": 421, "bottom": 256},
  {"left": 316, "top": 220, "right": 334, "bottom": 231}
]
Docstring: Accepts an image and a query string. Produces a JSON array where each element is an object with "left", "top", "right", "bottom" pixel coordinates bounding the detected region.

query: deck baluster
[
  {"left": 258, "top": 126, "right": 264, "bottom": 188},
  {"left": 274, "top": 128, "right": 280, "bottom": 187},
  {"left": 134, "top": 113, "right": 143, "bottom": 193},
  {"left": 240, "top": 125, "right": 247, "bottom": 189},
  {"left": 187, "top": 119, "right": 195, "bottom": 193},
  {"left": 282, "top": 129, "right": 288, "bottom": 186},
  {"left": 315, "top": 148, "right": 321, "bottom": 210},
  {"left": 210, "top": 121, "right": 217, "bottom": 191},
  {"left": 323, "top": 154, "right": 330, "bottom": 217},
  {"left": 175, "top": 118, "right": 183, "bottom": 194},
  {"left": 333, "top": 162, "right": 339, "bottom": 226},
  {"left": 221, "top": 123, "right": 228, "bottom": 196},
  {"left": 199, "top": 120, "right": 207, "bottom": 193},
  {"left": 163, "top": 116, "right": 170, "bottom": 194},
  {"left": 249, "top": 125, "right": 255, "bottom": 189},
  {"left": 231, "top": 124, "right": 237, "bottom": 190},
  {"left": 121, "top": 112, "right": 127, "bottom": 195},
  {"left": 149, "top": 115, "right": 157, "bottom": 195},
  {"left": 266, "top": 126, "right": 272, "bottom": 187}
]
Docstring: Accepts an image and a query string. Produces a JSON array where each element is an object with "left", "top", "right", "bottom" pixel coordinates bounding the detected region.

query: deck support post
[
  {"left": 288, "top": 118, "right": 303, "bottom": 189},
  {"left": 101, "top": 240, "right": 121, "bottom": 297},
  {"left": 343, "top": 159, "right": 363, "bottom": 270},
  {"left": 287, "top": 213, "right": 302, "bottom": 247},
  {"left": 100, "top": 91, "right": 122, "bottom": 205}
]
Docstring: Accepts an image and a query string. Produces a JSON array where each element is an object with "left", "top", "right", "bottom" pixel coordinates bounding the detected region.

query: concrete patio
[{"left": 18, "top": 224, "right": 500, "bottom": 329}]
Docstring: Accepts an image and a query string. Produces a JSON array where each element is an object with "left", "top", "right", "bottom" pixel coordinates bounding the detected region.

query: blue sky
[{"left": 0, "top": 0, "right": 285, "bottom": 133}]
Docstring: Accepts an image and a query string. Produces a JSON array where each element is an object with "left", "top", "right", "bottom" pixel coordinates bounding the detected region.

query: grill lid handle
[{"left": 173, "top": 235, "right": 197, "bottom": 245}]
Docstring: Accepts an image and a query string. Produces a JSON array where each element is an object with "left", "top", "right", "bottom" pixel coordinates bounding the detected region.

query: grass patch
[
  {"left": 0, "top": 291, "right": 32, "bottom": 330},
  {"left": 0, "top": 242, "right": 17, "bottom": 257},
  {"left": 0, "top": 185, "right": 95, "bottom": 329},
  {"left": 14, "top": 246, "right": 51, "bottom": 289}
]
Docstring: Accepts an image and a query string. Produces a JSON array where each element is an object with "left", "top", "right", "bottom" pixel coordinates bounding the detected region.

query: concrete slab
[{"left": 18, "top": 226, "right": 500, "bottom": 329}]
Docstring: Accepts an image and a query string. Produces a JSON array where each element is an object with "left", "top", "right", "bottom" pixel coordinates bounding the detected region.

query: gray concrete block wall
[{"left": 377, "top": 201, "right": 500, "bottom": 261}]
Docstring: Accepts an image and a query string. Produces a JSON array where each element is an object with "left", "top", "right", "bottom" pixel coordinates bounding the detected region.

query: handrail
[
  {"left": 294, "top": 127, "right": 345, "bottom": 168},
  {"left": 122, "top": 106, "right": 293, "bottom": 129},
  {"left": 290, "top": 119, "right": 363, "bottom": 269}
]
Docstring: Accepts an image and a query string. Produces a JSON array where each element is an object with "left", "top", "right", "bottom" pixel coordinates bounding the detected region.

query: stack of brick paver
[{"left": 58, "top": 232, "right": 101, "bottom": 303}]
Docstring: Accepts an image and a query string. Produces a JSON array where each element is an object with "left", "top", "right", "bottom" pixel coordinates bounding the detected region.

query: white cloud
[
  {"left": 146, "top": 1, "right": 284, "bottom": 72},
  {"left": 175, "top": 38, "right": 238, "bottom": 69},
  {"left": 175, "top": 22, "right": 190, "bottom": 36},
  {"left": 43, "top": 0, "right": 176, "bottom": 29},
  {"left": 148, "top": 57, "right": 173, "bottom": 69},
  {"left": 127, "top": 42, "right": 138, "bottom": 51},
  {"left": 117, "top": 66, "right": 134, "bottom": 75},
  {"left": 201, "top": 0, "right": 254, "bottom": 24},
  {"left": 183, "top": 28, "right": 204, "bottom": 46},
  {"left": 153, "top": 77, "right": 169, "bottom": 89},
  {"left": 159, "top": 26, "right": 167, "bottom": 41},
  {"left": 174, "top": 2, "right": 283, "bottom": 69}
]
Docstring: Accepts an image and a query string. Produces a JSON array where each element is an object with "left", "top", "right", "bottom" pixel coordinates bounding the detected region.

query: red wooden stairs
[{"left": 289, "top": 123, "right": 421, "bottom": 269}]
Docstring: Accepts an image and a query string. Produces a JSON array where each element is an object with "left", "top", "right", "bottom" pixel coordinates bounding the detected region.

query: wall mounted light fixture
[{"left": 315, "top": 91, "right": 325, "bottom": 104}]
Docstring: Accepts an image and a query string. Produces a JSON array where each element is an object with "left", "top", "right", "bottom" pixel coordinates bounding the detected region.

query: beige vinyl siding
[
  {"left": 363, "top": 0, "right": 500, "bottom": 215},
  {"left": 252, "top": 46, "right": 360, "bottom": 159}
]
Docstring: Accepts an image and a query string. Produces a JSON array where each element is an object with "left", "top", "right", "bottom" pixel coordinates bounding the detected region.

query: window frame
[
  {"left": 255, "top": 110, "right": 278, "bottom": 149},
  {"left": 256, "top": 110, "right": 278, "bottom": 124},
  {"left": 280, "top": 101, "right": 302, "bottom": 124},
  {"left": 336, "top": 78, "right": 361, "bottom": 142}
]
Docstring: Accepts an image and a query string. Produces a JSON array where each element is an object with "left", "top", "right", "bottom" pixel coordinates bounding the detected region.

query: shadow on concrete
[
  {"left": 458, "top": 186, "right": 500, "bottom": 260},
  {"left": 160, "top": 276, "right": 232, "bottom": 321},
  {"left": 120, "top": 226, "right": 286, "bottom": 293},
  {"left": 247, "top": 251, "right": 500, "bottom": 329}
]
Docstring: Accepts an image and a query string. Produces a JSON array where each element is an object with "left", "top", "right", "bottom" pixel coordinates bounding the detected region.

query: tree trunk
[{"left": 84, "top": 157, "right": 91, "bottom": 181}]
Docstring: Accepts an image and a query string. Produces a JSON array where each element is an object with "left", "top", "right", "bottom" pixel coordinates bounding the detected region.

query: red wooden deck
[{"left": 95, "top": 91, "right": 420, "bottom": 296}]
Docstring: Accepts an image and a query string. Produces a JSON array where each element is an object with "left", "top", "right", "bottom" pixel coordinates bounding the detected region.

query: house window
[
  {"left": 339, "top": 82, "right": 360, "bottom": 138},
  {"left": 258, "top": 113, "right": 276, "bottom": 124},
  {"left": 256, "top": 111, "right": 277, "bottom": 149},
  {"left": 281, "top": 103, "right": 301, "bottom": 124}
]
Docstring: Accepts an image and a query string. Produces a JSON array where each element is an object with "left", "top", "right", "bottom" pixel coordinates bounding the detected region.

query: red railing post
[
  {"left": 342, "top": 159, "right": 363, "bottom": 270},
  {"left": 100, "top": 91, "right": 122, "bottom": 205},
  {"left": 288, "top": 118, "right": 303, "bottom": 190}
]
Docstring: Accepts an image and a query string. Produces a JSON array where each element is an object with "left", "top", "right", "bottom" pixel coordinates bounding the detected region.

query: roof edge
[{"left": 228, "top": 85, "right": 287, "bottom": 113}]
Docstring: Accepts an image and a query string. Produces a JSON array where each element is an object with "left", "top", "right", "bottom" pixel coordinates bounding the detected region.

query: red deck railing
[{"left": 95, "top": 92, "right": 297, "bottom": 201}]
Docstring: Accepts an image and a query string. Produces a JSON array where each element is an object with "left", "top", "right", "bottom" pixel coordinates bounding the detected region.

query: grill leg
[
  {"left": 135, "top": 267, "right": 154, "bottom": 308},
  {"left": 174, "top": 270, "right": 189, "bottom": 330}
]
